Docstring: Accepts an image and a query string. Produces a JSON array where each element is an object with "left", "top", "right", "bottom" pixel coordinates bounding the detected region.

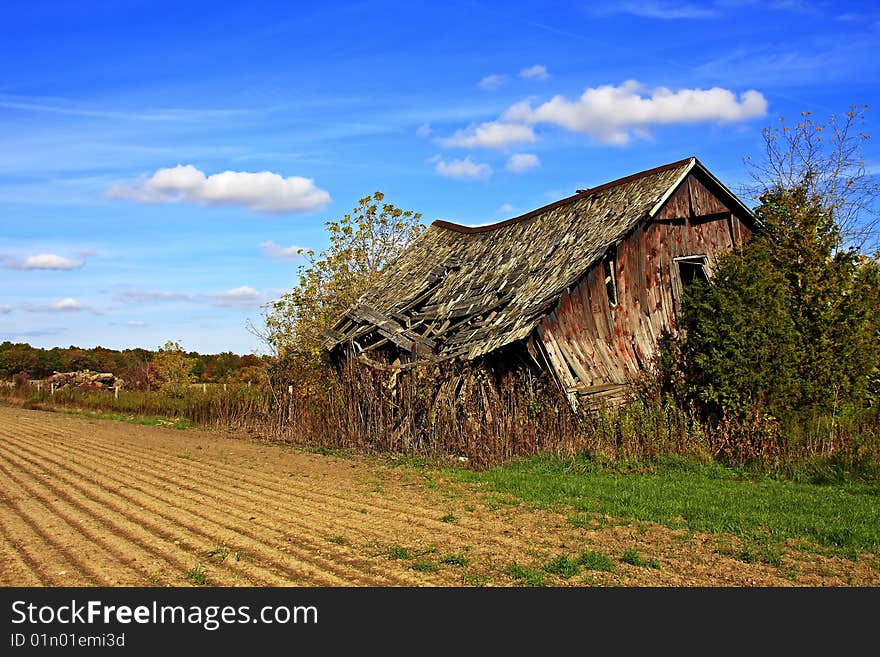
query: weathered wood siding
[{"left": 534, "top": 171, "right": 753, "bottom": 401}]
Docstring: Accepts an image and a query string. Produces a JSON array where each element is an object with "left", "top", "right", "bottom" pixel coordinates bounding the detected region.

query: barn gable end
[{"left": 532, "top": 168, "right": 754, "bottom": 406}]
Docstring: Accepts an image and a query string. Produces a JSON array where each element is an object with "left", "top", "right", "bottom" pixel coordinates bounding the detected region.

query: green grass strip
[{"left": 447, "top": 455, "right": 880, "bottom": 557}]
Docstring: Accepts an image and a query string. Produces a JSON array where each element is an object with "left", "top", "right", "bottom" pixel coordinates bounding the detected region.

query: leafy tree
[
  {"left": 0, "top": 342, "right": 39, "bottom": 378},
  {"left": 257, "top": 192, "right": 425, "bottom": 378},
  {"left": 150, "top": 340, "right": 195, "bottom": 397},
  {"left": 678, "top": 107, "right": 880, "bottom": 421},
  {"left": 212, "top": 351, "right": 241, "bottom": 381},
  {"left": 190, "top": 356, "right": 206, "bottom": 381}
]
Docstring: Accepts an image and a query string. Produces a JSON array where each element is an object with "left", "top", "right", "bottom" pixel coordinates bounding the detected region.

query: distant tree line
[{"left": 0, "top": 341, "right": 268, "bottom": 389}]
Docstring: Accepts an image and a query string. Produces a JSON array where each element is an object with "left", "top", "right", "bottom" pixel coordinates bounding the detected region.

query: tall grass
[
  {"left": 4, "top": 364, "right": 878, "bottom": 478},
  {"left": 0, "top": 383, "right": 277, "bottom": 432},
  {"left": 278, "top": 362, "right": 880, "bottom": 476}
]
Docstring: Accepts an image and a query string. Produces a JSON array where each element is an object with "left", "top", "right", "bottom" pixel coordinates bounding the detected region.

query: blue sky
[{"left": 2, "top": 0, "right": 878, "bottom": 355}]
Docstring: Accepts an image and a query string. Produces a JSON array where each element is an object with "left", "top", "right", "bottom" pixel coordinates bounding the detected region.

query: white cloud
[
  {"left": 27, "top": 297, "right": 95, "bottom": 313},
  {"left": 126, "top": 320, "right": 146, "bottom": 326},
  {"left": 503, "top": 80, "right": 767, "bottom": 144},
  {"left": 432, "top": 156, "right": 492, "bottom": 181},
  {"left": 478, "top": 74, "right": 508, "bottom": 90},
  {"left": 52, "top": 298, "right": 83, "bottom": 311},
  {"left": 0, "top": 304, "right": 12, "bottom": 313},
  {"left": 22, "top": 253, "right": 84, "bottom": 270},
  {"left": 506, "top": 153, "right": 541, "bottom": 173},
  {"left": 211, "top": 286, "right": 264, "bottom": 308},
  {"left": 416, "top": 123, "right": 433, "bottom": 138},
  {"left": 260, "top": 241, "right": 307, "bottom": 262},
  {"left": 520, "top": 65, "right": 549, "bottom": 80},
  {"left": 2, "top": 252, "right": 85, "bottom": 270},
  {"left": 498, "top": 203, "right": 515, "bottom": 213},
  {"left": 106, "top": 164, "right": 331, "bottom": 213},
  {"left": 440, "top": 121, "right": 536, "bottom": 149}
]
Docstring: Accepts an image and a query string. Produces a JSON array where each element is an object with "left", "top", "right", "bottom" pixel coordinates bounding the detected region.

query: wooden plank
[
  {"left": 655, "top": 179, "right": 690, "bottom": 220},
  {"left": 536, "top": 325, "right": 577, "bottom": 389},
  {"left": 688, "top": 174, "right": 729, "bottom": 216},
  {"left": 418, "top": 291, "right": 513, "bottom": 320},
  {"left": 320, "top": 327, "right": 347, "bottom": 343}
]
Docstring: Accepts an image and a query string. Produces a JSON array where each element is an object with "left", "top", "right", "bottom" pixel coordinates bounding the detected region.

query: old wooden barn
[{"left": 322, "top": 157, "right": 758, "bottom": 408}]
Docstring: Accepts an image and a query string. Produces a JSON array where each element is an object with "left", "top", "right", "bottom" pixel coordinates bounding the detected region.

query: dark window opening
[
  {"left": 603, "top": 250, "right": 618, "bottom": 306},
  {"left": 561, "top": 352, "right": 581, "bottom": 387},
  {"left": 676, "top": 256, "right": 709, "bottom": 288}
]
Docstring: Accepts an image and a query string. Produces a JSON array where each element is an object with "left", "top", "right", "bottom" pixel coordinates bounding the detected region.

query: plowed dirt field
[{"left": 1, "top": 405, "right": 877, "bottom": 587}]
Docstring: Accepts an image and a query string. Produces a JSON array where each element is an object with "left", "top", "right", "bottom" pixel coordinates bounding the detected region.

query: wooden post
[
  {"left": 114, "top": 386, "right": 119, "bottom": 400},
  {"left": 203, "top": 383, "right": 207, "bottom": 394},
  {"left": 287, "top": 384, "right": 293, "bottom": 423},
  {"left": 223, "top": 383, "right": 227, "bottom": 392},
  {"left": 51, "top": 383, "right": 55, "bottom": 396}
]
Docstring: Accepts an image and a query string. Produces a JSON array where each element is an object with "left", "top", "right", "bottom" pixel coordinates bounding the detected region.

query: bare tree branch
[{"left": 742, "top": 105, "right": 879, "bottom": 252}]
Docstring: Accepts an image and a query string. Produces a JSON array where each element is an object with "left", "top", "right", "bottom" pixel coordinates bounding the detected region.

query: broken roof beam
[
  {"left": 319, "top": 327, "right": 348, "bottom": 349},
  {"left": 344, "top": 303, "right": 437, "bottom": 355},
  {"left": 417, "top": 291, "right": 514, "bottom": 321},
  {"left": 388, "top": 257, "right": 463, "bottom": 314}
]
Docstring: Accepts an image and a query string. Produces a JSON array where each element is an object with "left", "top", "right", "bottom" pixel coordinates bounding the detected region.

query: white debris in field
[{"left": 46, "top": 370, "right": 124, "bottom": 390}]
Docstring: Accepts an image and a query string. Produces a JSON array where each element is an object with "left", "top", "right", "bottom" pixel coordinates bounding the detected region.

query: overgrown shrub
[
  {"left": 676, "top": 188, "right": 880, "bottom": 427},
  {"left": 151, "top": 341, "right": 196, "bottom": 398}
]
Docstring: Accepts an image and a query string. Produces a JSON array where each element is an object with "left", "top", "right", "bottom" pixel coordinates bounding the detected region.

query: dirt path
[{"left": 0, "top": 405, "right": 876, "bottom": 587}]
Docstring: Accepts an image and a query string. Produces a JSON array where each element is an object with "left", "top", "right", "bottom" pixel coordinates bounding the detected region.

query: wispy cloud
[
  {"left": 440, "top": 121, "right": 536, "bottom": 149},
  {"left": 589, "top": 1, "right": 718, "bottom": 19},
  {"left": 0, "top": 94, "right": 254, "bottom": 122},
  {"left": 503, "top": 80, "right": 767, "bottom": 144},
  {"left": 0, "top": 304, "right": 12, "bottom": 314},
  {"left": 478, "top": 74, "right": 508, "bottom": 91},
  {"left": 416, "top": 123, "right": 433, "bottom": 138},
  {"left": 589, "top": 0, "right": 825, "bottom": 19},
  {"left": 3, "top": 328, "right": 65, "bottom": 338},
  {"left": 1, "top": 252, "right": 86, "bottom": 270},
  {"left": 119, "top": 289, "right": 190, "bottom": 302},
  {"left": 519, "top": 64, "right": 549, "bottom": 80},
  {"left": 106, "top": 164, "right": 331, "bottom": 214},
  {"left": 767, "top": 0, "right": 821, "bottom": 14},
  {"left": 431, "top": 156, "right": 492, "bottom": 181},
  {"left": 498, "top": 203, "right": 515, "bottom": 213},
  {"left": 260, "top": 241, "right": 307, "bottom": 262},
  {"left": 506, "top": 153, "right": 541, "bottom": 173},
  {"left": 691, "top": 37, "right": 876, "bottom": 87},
  {"left": 126, "top": 320, "right": 146, "bottom": 326},
  {"left": 118, "top": 286, "right": 267, "bottom": 309}
]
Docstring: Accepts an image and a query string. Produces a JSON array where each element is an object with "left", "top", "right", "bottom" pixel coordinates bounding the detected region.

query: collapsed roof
[{"left": 322, "top": 157, "right": 752, "bottom": 368}]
